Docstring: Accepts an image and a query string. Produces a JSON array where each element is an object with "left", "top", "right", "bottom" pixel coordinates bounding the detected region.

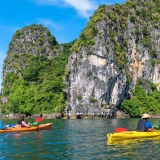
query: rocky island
[{"left": 1, "top": 0, "right": 160, "bottom": 119}]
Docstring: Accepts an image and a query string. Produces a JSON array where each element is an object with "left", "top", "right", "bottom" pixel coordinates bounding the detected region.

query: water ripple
[{"left": 0, "top": 119, "right": 160, "bottom": 159}]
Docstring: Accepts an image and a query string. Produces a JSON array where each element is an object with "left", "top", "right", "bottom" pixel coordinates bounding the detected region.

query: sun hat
[{"left": 141, "top": 113, "right": 150, "bottom": 119}]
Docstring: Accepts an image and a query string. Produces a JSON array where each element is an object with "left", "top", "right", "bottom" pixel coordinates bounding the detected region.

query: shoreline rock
[
  {"left": 0, "top": 113, "right": 122, "bottom": 119},
  {"left": 1, "top": 111, "right": 160, "bottom": 119}
]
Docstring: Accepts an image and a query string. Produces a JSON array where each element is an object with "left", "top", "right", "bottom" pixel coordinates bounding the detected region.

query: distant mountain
[
  {"left": 1, "top": 0, "right": 160, "bottom": 118},
  {"left": 1, "top": 24, "right": 75, "bottom": 115}
]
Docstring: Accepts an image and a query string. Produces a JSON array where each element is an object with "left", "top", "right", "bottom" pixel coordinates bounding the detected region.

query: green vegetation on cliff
[
  {"left": 72, "top": 5, "right": 107, "bottom": 51},
  {"left": 8, "top": 24, "right": 59, "bottom": 56},
  {"left": 72, "top": 0, "right": 160, "bottom": 82},
  {"left": 121, "top": 80, "right": 160, "bottom": 117},
  {"left": 2, "top": 31, "right": 75, "bottom": 114}
]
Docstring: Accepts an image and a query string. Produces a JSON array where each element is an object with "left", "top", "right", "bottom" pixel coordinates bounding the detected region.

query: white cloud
[
  {"left": 32, "top": 0, "right": 126, "bottom": 18},
  {"left": 63, "top": 0, "right": 98, "bottom": 18},
  {"left": 38, "top": 19, "right": 62, "bottom": 30},
  {"left": 33, "top": 0, "right": 98, "bottom": 18}
]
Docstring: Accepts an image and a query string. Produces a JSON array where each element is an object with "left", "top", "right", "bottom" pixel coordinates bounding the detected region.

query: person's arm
[
  {"left": 148, "top": 127, "right": 154, "bottom": 131},
  {"left": 146, "top": 121, "right": 154, "bottom": 131},
  {"left": 22, "top": 121, "right": 30, "bottom": 127}
]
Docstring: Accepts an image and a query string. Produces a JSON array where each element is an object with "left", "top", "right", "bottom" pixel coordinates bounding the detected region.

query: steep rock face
[
  {"left": 2, "top": 24, "right": 59, "bottom": 81},
  {"left": 66, "top": 21, "right": 128, "bottom": 116},
  {"left": 66, "top": 1, "right": 160, "bottom": 116},
  {"left": 1, "top": 24, "right": 62, "bottom": 111}
]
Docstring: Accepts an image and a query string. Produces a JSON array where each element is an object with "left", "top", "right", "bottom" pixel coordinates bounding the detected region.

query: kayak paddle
[
  {"left": 115, "top": 128, "right": 127, "bottom": 132},
  {"left": 35, "top": 117, "right": 43, "bottom": 122}
]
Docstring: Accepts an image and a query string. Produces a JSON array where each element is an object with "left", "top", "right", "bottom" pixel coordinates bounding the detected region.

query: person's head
[
  {"left": 18, "top": 119, "right": 22, "bottom": 125},
  {"left": 21, "top": 116, "right": 25, "bottom": 121},
  {"left": 40, "top": 114, "right": 43, "bottom": 117},
  {"left": 141, "top": 113, "right": 150, "bottom": 120}
]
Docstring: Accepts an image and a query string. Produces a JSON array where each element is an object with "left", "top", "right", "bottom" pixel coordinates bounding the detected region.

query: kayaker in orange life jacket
[{"left": 136, "top": 113, "right": 154, "bottom": 132}]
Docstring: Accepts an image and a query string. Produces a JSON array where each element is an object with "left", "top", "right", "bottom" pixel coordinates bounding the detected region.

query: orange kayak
[{"left": 0, "top": 123, "right": 53, "bottom": 133}]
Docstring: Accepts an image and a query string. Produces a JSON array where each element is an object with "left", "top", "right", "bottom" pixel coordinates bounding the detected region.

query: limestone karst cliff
[
  {"left": 1, "top": 24, "right": 71, "bottom": 114},
  {"left": 65, "top": 0, "right": 160, "bottom": 117},
  {"left": 1, "top": 0, "right": 160, "bottom": 117}
]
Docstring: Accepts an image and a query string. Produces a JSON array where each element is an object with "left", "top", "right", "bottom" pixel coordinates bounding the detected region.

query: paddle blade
[
  {"left": 115, "top": 128, "right": 127, "bottom": 132},
  {"left": 36, "top": 117, "right": 43, "bottom": 122}
]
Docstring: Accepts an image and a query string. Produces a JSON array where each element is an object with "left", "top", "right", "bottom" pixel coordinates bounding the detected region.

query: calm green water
[{"left": 0, "top": 118, "right": 160, "bottom": 159}]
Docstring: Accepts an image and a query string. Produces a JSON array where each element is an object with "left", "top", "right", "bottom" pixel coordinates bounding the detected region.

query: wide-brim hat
[{"left": 141, "top": 113, "right": 150, "bottom": 119}]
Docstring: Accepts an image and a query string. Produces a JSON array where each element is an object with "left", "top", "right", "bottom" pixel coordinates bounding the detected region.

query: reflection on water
[
  {"left": 107, "top": 138, "right": 160, "bottom": 159},
  {"left": 0, "top": 119, "right": 160, "bottom": 159}
]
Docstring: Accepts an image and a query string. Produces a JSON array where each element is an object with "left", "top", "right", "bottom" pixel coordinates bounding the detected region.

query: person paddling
[
  {"left": 16, "top": 116, "right": 30, "bottom": 128},
  {"left": 21, "top": 116, "right": 30, "bottom": 127},
  {"left": 136, "top": 113, "right": 154, "bottom": 132}
]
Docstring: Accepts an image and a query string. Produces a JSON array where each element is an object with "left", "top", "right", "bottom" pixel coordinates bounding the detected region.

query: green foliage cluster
[
  {"left": 87, "top": 71, "right": 93, "bottom": 76},
  {"left": 151, "top": 50, "right": 157, "bottom": 59},
  {"left": 89, "top": 97, "right": 97, "bottom": 103},
  {"left": 2, "top": 41, "right": 75, "bottom": 115},
  {"left": 71, "top": 0, "right": 160, "bottom": 83},
  {"left": 72, "top": 5, "right": 107, "bottom": 51},
  {"left": 8, "top": 24, "right": 58, "bottom": 55},
  {"left": 77, "top": 95, "right": 82, "bottom": 100},
  {"left": 108, "top": 0, "right": 160, "bottom": 80},
  {"left": 121, "top": 81, "right": 160, "bottom": 117}
]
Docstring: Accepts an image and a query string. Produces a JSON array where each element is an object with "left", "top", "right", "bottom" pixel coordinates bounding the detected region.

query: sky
[{"left": 0, "top": 0, "right": 126, "bottom": 90}]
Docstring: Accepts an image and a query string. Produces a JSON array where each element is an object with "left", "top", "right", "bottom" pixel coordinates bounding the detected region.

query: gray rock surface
[{"left": 65, "top": 5, "right": 160, "bottom": 117}]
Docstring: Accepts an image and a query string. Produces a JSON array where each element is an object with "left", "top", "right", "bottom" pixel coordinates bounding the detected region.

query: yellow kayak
[{"left": 107, "top": 131, "right": 160, "bottom": 143}]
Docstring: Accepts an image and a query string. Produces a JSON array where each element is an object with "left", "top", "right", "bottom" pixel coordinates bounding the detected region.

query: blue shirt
[{"left": 146, "top": 121, "right": 152, "bottom": 129}]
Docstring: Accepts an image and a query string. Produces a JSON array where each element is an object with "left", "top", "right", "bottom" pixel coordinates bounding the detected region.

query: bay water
[{"left": 0, "top": 118, "right": 160, "bottom": 159}]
